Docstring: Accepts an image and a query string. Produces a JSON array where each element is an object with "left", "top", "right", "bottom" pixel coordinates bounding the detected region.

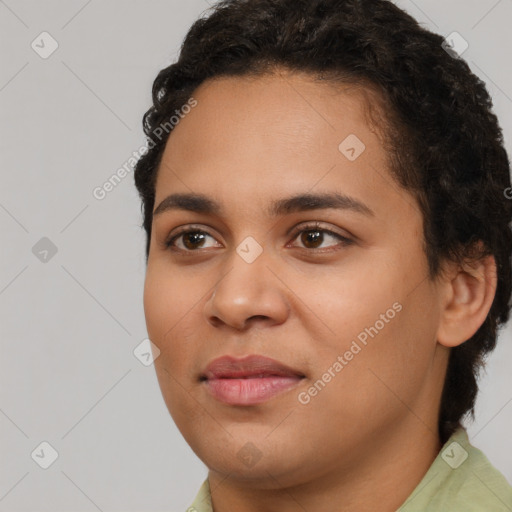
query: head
[{"left": 134, "top": 0, "right": 512, "bottom": 481}]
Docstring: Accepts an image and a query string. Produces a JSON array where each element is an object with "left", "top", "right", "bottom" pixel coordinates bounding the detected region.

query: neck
[{"left": 208, "top": 420, "right": 442, "bottom": 512}]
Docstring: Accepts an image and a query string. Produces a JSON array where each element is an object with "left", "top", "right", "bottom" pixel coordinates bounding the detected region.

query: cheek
[
  {"left": 143, "top": 263, "right": 194, "bottom": 344},
  {"left": 302, "top": 261, "right": 402, "bottom": 350},
  {"left": 297, "top": 303, "right": 435, "bottom": 451},
  {"left": 301, "top": 256, "right": 438, "bottom": 410},
  {"left": 143, "top": 261, "right": 213, "bottom": 375},
  {"left": 144, "top": 267, "right": 205, "bottom": 425}
]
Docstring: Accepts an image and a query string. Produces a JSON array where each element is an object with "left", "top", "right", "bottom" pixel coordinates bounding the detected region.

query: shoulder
[{"left": 399, "top": 428, "right": 512, "bottom": 511}]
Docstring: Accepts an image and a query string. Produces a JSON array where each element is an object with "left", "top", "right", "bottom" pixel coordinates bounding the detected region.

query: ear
[{"left": 436, "top": 252, "right": 497, "bottom": 348}]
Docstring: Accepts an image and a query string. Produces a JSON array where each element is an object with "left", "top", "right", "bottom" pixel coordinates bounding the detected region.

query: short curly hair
[{"left": 134, "top": 0, "right": 512, "bottom": 444}]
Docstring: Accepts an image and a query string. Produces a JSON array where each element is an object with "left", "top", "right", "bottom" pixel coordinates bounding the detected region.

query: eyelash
[{"left": 164, "top": 222, "right": 353, "bottom": 254}]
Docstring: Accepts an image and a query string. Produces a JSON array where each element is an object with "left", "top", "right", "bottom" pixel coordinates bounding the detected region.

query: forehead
[{"left": 154, "top": 70, "right": 392, "bottom": 198}]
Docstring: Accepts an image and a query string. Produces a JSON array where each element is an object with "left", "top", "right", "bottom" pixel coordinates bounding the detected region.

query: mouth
[{"left": 200, "top": 354, "right": 306, "bottom": 406}]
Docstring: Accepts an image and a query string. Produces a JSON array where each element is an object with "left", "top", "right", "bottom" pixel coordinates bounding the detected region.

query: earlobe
[{"left": 436, "top": 254, "right": 497, "bottom": 348}]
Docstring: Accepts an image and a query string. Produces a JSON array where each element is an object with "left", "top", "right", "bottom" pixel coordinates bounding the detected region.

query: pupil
[
  {"left": 184, "top": 232, "right": 205, "bottom": 249},
  {"left": 302, "top": 230, "right": 322, "bottom": 248}
]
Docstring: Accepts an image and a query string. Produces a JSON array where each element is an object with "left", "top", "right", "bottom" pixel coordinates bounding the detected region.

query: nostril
[{"left": 248, "top": 315, "right": 269, "bottom": 322}]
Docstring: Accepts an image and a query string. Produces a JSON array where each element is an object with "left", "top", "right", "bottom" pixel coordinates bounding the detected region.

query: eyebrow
[{"left": 153, "top": 191, "right": 374, "bottom": 218}]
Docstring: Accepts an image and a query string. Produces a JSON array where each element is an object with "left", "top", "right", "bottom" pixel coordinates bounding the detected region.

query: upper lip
[{"left": 201, "top": 355, "right": 305, "bottom": 380}]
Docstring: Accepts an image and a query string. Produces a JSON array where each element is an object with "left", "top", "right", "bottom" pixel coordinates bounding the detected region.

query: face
[{"left": 143, "top": 70, "right": 449, "bottom": 487}]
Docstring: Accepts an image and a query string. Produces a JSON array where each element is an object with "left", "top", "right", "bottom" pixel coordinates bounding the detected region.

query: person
[{"left": 133, "top": 0, "right": 512, "bottom": 510}]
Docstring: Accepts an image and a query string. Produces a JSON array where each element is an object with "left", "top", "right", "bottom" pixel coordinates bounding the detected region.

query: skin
[{"left": 143, "top": 69, "right": 497, "bottom": 512}]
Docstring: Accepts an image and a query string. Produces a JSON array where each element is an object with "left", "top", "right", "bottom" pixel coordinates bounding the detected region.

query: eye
[
  {"left": 165, "top": 222, "right": 353, "bottom": 253},
  {"left": 287, "top": 222, "right": 353, "bottom": 251},
  {"left": 165, "top": 227, "right": 221, "bottom": 251}
]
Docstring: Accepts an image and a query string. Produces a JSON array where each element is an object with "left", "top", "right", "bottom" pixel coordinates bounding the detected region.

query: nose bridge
[
  {"left": 205, "top": 237, "right": 289, "bottom": 329},
  {"left": 222, "top": 231, "right": 270, "bottom": 287},
  {"left": 216, "top": 238, "right": 272, "bottom": 307}
]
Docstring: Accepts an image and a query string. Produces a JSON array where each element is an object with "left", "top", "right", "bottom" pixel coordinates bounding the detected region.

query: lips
[
  {"left": 200, "top": 355, "right": 305, "bottom": 406},
  {"left": 202, "top": 354, "right": 305, "bottom": 380}
]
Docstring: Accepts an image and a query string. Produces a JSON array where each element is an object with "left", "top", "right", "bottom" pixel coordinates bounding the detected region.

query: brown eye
[
  {"left": 299, "top": 229, "right": 324, "bottom": 249},
  {"left": 289, "top": 223, "right": 353, "bottom": 251},
  {"left": 166, "top": 229, "right": 220, "bottom": 251},
  {"left": 164, "top": 223, "right": 352, "bottom": 254},
  {"left": 181, "top": 231, "right": 208, "bottom": 250}
]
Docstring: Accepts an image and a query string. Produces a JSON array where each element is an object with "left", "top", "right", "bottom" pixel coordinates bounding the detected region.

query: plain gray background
[{"left": 1, "top": 0, "right": 511, "bottom": 510}]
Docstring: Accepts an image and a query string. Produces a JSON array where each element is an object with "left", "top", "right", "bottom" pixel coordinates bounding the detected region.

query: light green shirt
[{"left": 187, "top": 428, "right": 512, "bottom": 511}]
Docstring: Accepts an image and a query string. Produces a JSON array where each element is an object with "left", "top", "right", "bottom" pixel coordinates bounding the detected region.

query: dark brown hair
[{"left": 134, "top": 0, "right": 512, "bottom": 443}]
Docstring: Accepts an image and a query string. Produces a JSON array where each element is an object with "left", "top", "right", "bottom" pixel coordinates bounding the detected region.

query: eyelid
[
  {"left": 287, "top": 221, "right": 353, "bottom": 242},
  {"left": 164, "top": 221, "right": 354, "bottom": 252}
]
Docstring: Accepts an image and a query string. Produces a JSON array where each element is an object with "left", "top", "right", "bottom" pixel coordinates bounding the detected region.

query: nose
[{"left": 203, "top": 248, "right": 290, "bottom": 331}]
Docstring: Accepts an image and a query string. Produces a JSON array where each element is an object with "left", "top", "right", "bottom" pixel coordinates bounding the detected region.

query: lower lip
[{"left": 204, "top": 376, "right": 303, "bottom": 405}]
